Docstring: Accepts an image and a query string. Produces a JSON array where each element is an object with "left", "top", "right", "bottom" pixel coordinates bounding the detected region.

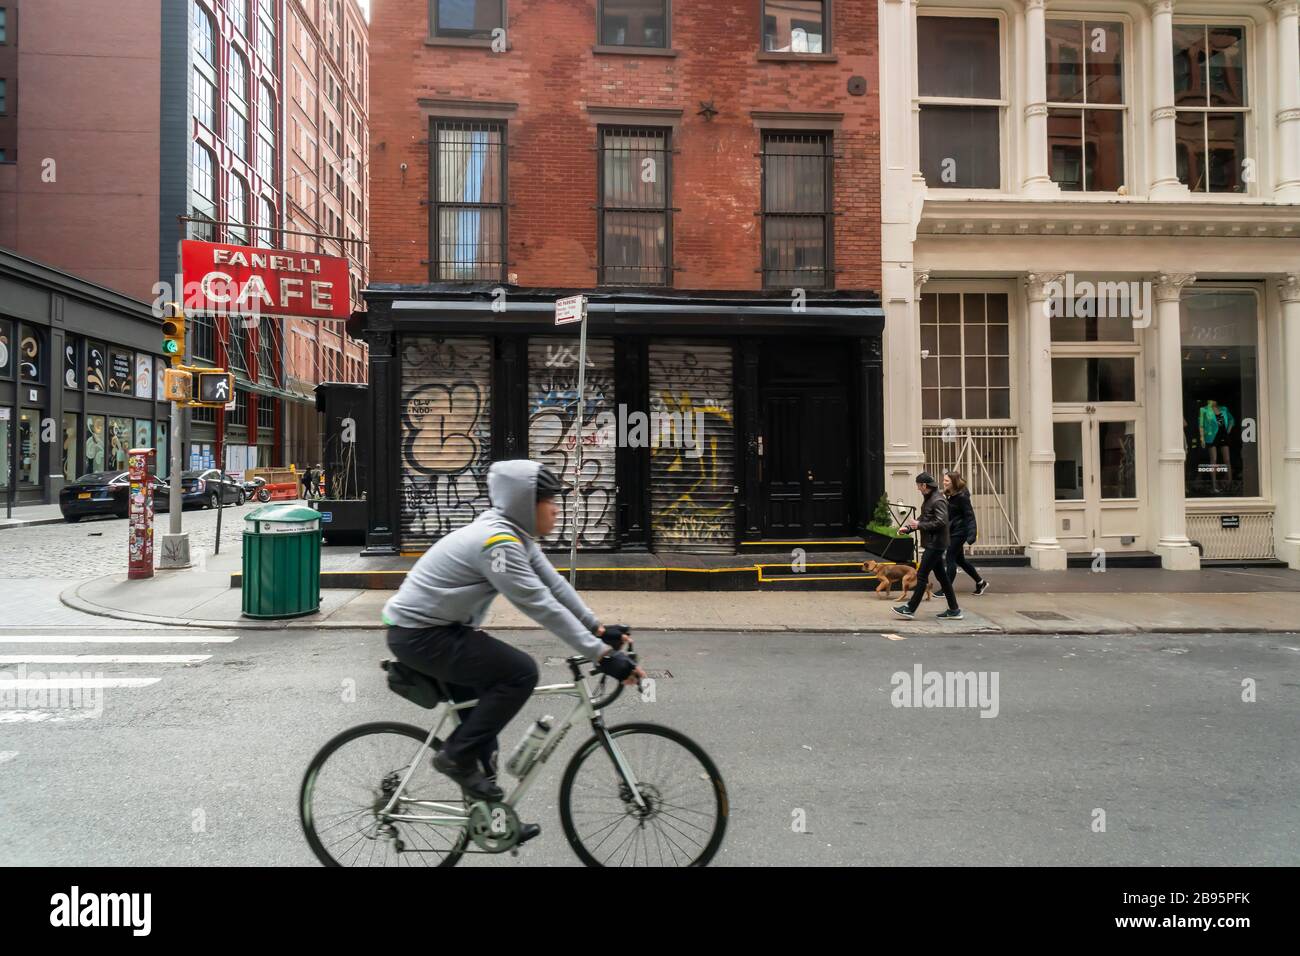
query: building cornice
[{"left": 918, "top": 198, "right": 1300, "bottom": 239}]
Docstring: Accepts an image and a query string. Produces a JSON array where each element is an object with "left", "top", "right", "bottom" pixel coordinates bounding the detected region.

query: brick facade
[{"left": 369, "top": 0, "right": 880, "bottom": 293}]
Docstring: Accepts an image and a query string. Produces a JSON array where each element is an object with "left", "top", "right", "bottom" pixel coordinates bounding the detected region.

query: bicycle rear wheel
[
  {"left": 300, "top": 721, "right": 469, "bottom": 867},
  {"left": 559, "top": 723, "right": 727, "bottom": 867}
]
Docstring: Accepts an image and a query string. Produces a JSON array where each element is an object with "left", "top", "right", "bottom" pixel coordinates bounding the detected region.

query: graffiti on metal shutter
[
  {"left": 649, "top": 342, "right": 735, "bottom": 552},
  {"left": 400, "top": 336, "right": 492, "bottom": 547},
  {"left": 528, "top": 338, "right": 615, "bottom": 548}
]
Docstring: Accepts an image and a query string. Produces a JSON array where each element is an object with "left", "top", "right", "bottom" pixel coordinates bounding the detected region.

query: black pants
[
  {"left": 386, "top": 624, "right": 539, "bottom": 775},
  {"left": 908, "top": 546, "right": 959, "bottom": 612},
  {"left": 944, "top": 538, "right": 983, "bottom": 591}
]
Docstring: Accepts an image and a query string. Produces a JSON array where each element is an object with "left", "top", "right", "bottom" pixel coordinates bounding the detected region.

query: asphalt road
[{"left": 1, "top": 625, "right": 1296, "bottom": 867}]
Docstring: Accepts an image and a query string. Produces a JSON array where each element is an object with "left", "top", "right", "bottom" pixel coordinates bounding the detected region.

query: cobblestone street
[{"left": 0, "top": 502, "right": 257, "bottom": 580}]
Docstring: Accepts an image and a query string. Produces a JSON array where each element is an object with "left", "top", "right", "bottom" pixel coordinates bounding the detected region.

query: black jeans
[
  {"left": 386, "top": 624, "right": 539, "bottom": 775},
  {"left": 908, "top": 545, "right": 959, "bottom": 612},
  {"left": 944, "top": 538, "right": 983, "bottom": 591}
]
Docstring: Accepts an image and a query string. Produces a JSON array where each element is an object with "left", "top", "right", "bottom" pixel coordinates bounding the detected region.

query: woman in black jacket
[{"left": 939, "top": 470, "right": 988, "bottom": 597}]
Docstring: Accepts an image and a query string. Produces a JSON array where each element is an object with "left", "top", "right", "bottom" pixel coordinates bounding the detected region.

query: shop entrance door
[
  {"left": 760, "top": 342, "right": 852, "bottom": 538},
  {"left": 1052, "top": 408, "right": 1144, "bottom": 553}
]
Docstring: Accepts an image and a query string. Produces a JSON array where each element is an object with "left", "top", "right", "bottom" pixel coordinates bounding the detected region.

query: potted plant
[{"left": 863, "top": 493, "right": 915, "bottom": 563}]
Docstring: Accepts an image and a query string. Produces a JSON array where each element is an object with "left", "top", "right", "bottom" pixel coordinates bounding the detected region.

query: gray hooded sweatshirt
[{"left": 381, "top": 459, "right": 607, "bottom": 659}]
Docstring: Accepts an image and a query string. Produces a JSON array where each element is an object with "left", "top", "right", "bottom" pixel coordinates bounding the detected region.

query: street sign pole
[
  {"left": 555, "top": 294, "right": 589, "bottom": 587},
  {"left": 569, "top": 311, "right": 587, "bottom": 588}
]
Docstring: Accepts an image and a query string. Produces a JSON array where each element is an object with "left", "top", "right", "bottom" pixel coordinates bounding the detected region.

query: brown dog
[{"left": 863, "top": 560, "right": 932, "bottom": 601}]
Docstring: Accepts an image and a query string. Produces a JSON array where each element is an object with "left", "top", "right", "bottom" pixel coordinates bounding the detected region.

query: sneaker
[
  {"left": 433, "top": 750, "right": 505, "bottom": 802},
  {"left": 892, "top": 605, "right": 916, "bottom": 619},
  {"left": 974, "top": 579, "right": 990, "bottom": 596},
  {"left": 936, "top": 608, "right": 964, "bottom": 620},
  {"left": 518, "top": 823, "right": 542, "bottom": 845}
]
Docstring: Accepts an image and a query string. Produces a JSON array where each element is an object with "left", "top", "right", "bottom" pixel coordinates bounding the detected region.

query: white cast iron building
[{"left": 879, "top": 0, "right": 1300, "bottom": 569}]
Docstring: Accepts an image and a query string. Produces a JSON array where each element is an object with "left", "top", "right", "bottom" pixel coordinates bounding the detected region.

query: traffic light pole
[{"left": 159, "top": 303, "right": 190, "bottom": 570}]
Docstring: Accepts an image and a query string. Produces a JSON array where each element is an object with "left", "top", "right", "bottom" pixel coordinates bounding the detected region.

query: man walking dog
[{"left": 893, "top": 472, "right": 963, "bottom": 620}]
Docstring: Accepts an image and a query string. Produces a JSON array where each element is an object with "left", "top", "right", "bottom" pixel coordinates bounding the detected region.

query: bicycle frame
[{"left": 377, "top": 667, "right": 646, "bottom": 830}]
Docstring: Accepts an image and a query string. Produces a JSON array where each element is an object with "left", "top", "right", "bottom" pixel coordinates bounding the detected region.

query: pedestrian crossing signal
[{"left": 195, "top": 370, "right": 235, "bottom": 407}]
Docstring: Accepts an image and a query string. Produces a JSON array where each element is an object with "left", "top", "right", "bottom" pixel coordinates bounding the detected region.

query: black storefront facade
[
  {"left": 1, "top": 251, "right": 173, "bottom": 507},
  {"left": 360, "top": 286, "right": 885, "bottom": 557}
]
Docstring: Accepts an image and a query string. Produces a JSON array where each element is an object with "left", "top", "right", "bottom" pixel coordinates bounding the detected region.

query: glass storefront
[
  {"left": 108, "top": 417, "right": 132, "bottom": 472},
  {"left": 18, "top": 410, "right": 39, "bottom": 483},
  {"left": 62, "top": 413, "right": 78, "bottom": 481},
  {"left": 1180, "top": 291, "right": 1259, "bottom": 498},
  {"left": 0, "top": 413, "right": 9, "bottom": 491},
  {"left": 85, "top": 415, "right": 106, "bottom": 474}
]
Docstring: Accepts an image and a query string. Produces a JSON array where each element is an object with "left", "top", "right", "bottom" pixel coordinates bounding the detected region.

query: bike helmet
[{"left": 535, "top": 465, "right": 567, "bottom": 501}]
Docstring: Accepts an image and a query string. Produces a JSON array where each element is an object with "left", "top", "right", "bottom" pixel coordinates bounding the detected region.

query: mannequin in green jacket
[{"left": 1197, "top": 400, "right": 1235, "bottom": 492}]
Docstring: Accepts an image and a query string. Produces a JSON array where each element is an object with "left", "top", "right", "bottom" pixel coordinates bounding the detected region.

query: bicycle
[{"left": 299, "top": 644, "right": 728, "bottom": 867}]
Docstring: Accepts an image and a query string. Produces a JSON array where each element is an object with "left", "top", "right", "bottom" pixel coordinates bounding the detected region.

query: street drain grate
[{"left": 1019, "top": 610, "right": 1072, "bottom": 622}]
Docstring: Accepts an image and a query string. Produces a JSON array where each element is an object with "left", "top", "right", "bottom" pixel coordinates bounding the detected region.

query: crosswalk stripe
[
  {"left": 0, "top": 635, "right": 239, "bottom": 644},
  {"left": 1, "top": 677, "right": 161, "bottom": 689},
  {"left": 0, "top": 655, "right": 210, "bottom": 664}
]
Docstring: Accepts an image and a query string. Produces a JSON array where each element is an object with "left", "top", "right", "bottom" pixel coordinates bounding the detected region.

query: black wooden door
[{"left": 761, "top": 386, "right": 850, "bottom": 537}]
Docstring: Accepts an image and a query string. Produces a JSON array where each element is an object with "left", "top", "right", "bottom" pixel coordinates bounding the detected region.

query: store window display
[{"left": 1180, "top": 291, "right": 1259, "bottom": 498}]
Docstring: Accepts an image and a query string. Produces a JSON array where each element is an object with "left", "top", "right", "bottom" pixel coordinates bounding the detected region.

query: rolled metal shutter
[
  {"left": 399, "top": 336, "right": 493, "bottom": 550},
  {"left": 648, "top": 341, "right": 735, "bottom": 553},
  {"left": 528, "top": 337, "right": 616, "bottom": 549}
]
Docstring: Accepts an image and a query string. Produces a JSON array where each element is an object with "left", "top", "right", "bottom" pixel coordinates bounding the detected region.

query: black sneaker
[
  {"left": 892, "top": 605, "right": 916, "bottom": 619},
  {"left": 432, "top": 750, "right": 505, "bottom": 802},
  {"left": 518, "top": 823, "right": 542, "bottom": 845},
  {"left": 936, "top": 608, "right": 964, "bottom": 620},
  {"left": 974, "top": 579, "right": 990, "bottom": 596}
]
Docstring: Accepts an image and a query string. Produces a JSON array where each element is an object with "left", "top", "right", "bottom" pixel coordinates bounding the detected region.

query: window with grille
[
  {"left": 257, "top": 396, "right": 275, "bottom": 430},
  {"left": 1046, "top": 19, "right": 1125, "bottom": 191},
  {"left": 1173, "top": 24, "right": 1248, "bottom": 193},
  {"left": 192, "top": 144, "right": 217, "bottom": 241},
  {"left": 258, "top": 1, "right": 276, "bottom": 67},
  {"left": 430, "top": 119, "right": 506, "bottom": 281},
  {"left": 258, "top": 325, "right": 275, "bottom": 379},
  {"left": 226, "top": 322, "right": 247, "bottom": 374},
  {"left": 227, "top": 389, "right": 248, "bottom": 426},
  {"left": 917, "top": 16, "right": 1003, "bottom": 190},
  {"left": 230, "top": 0, "right": 248, "bottom": 37},
  {"left": 192, "top": 404, "right": 216, "bottom": 424},
  {"left": 599, "top": 0, "right": 668, "bottom": 48},
  {"left": 920, "top": 292, "right": 1011, "bottom": 421},
  {"left": 228, "top": 51, "right": 249, "bottom": 161},
  {"left": 194, "top": 2, "right": 215, "bottom": 65},
  {"left": 191, "top": 313, "right": 216, "bottom": 361},
  {"left": 760, "top": 132, "right": 832, "bottom": 290},
  {"left": 599, "top": 127, "right": 670, "bottom": 287},
  {"left": 194, "top": 69, "right": 216, "bottom": 131},
  {"left": 228, "top": 175, "right": 249, "bottom": 244},
  {"left": 257, "top": 196, "right": 275, "bottom": 247}
]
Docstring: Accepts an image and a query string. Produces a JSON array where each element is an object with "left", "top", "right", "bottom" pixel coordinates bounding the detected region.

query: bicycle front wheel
[
  {"left": 300, "top": 721, "right": 469, "bottom": 867},
  {"left": 559, "top": 723, "right": 727, "bottom": 867}
]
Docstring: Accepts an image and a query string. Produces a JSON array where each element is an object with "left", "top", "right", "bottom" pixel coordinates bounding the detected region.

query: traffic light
[
  {"left": 161, "top": 303, "right": 186, "bottom": 367},
  {"left": 195, "top": 370, "right": 235, "bottom": 407}
]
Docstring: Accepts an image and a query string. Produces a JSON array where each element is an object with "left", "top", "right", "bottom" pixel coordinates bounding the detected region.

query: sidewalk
[
  {"left": 60, "top": 547, "right": 1300, "bottom": 635},
  {"left": 0, "top": 503, "right": 66, "bottom": 530}
]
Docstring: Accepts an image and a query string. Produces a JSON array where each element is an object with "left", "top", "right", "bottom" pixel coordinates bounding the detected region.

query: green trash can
[{"left": 241, "top": 504, "right": 322, "bottom": 619}]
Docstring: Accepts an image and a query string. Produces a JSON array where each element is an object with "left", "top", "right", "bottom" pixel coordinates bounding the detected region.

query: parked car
[
  {"left": 59, "top": 471, "right": 170, "bottom": 522},
  {"left": 242, "top": 475, "right": 272, "bottom": 503},
  {"left": 178, "top": 469, "right": 245, "bottom": 509}
]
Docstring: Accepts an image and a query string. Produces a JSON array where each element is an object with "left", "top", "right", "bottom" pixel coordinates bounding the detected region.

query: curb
[
  {"left": 0, "top": 517, "right": 67, "bottom": 531},
  {"left": 55, "top": 581, "right": 1300, "bottom": 637}
]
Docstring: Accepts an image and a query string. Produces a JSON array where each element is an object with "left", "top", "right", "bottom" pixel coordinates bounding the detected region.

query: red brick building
[{"left": 362, "top": 0, "right": 883, "bottom": 556}]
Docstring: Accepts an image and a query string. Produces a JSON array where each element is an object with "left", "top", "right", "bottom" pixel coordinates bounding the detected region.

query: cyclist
[{"left": 381, "top": 459, "right": 645, "bottom": 833}]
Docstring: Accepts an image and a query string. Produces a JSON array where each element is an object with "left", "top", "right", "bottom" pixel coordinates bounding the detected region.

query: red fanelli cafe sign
[{"left": 179, "top": 240, "right": 351, "bottom": 320}]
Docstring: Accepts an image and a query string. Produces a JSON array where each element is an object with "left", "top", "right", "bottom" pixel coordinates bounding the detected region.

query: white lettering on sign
[{"left": 555, "top": 295, "right": 587, "bottom": 326}]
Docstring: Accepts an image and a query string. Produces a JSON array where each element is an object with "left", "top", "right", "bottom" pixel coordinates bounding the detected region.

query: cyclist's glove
[
  {"left": 595, "top": 650, "right": 636, "bottom": 681},
  {"left": 600, "top": 624, "right": 632, "bottom": 649}
]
